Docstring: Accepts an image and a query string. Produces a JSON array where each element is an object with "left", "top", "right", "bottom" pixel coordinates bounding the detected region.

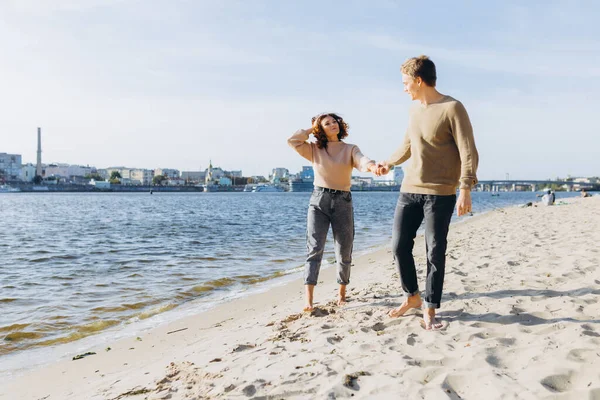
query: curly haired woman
[{"left": 288, "top": 113, "right": 379, "bottom": 311}]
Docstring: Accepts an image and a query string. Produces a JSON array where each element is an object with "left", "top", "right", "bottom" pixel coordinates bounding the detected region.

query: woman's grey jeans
[{"left": 304, "top": 187, "right": 354, "bottom": 286}]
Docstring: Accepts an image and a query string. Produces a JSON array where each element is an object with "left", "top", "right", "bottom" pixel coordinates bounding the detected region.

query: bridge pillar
[
  {"left": 512, "top": 184, "right": 516, "bottom": 191},
  {"left": 531, "top": 184, "right": 536, "bottom": 192}
]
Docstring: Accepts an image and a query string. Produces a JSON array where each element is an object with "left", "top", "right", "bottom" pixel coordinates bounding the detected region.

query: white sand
[{"left": 2, "top": 196, "right": 600, "bottom": 399}]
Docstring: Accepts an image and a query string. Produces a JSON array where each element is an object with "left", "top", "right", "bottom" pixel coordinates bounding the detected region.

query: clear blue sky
[{"left": 1, "top": 0, "right": 598, "bottom": 179}]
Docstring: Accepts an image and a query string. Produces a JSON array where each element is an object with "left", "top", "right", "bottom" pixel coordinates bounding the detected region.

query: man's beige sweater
[
  {"left": 387, "top": 96, "right": 479, "bottom": 195},
  {"left": 288, "top": 130, "right": 374, "bottom": 192}
]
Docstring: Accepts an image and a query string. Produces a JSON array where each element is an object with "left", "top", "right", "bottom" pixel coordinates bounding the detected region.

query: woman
[{"left": 288, "top": 113, "right": 378, "bottom": 311}]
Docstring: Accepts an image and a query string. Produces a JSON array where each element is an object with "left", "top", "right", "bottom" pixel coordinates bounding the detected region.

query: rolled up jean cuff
[
  {"left": 423, "top": 301, "right": 440, "bottom": 309},
  {"left": 336, "top": 279, "right": 349, "bottom": 285},
  {"left": 304, "top": 280, "right": 317, "bottom": 286},
  {"left": 405, "top": 289, "right": 420, "bottom": 297}
]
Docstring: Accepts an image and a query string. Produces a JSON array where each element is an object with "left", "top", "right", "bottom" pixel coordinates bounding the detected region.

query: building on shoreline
[{"left": 0, "top": 153, "right": 22, "bottom": 181}]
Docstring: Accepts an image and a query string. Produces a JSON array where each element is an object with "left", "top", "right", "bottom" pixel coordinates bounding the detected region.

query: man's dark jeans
[{"left": 392, "top": 192, "right": 456, "bottom": 308}]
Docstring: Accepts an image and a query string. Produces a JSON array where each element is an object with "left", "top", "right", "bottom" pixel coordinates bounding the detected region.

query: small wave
[
  {"left": 0, "top": 323, "right": 30, "bottom": 333},
  {"left": 50, "top": 276, "right": 75, "bottom": 281},
  {"left": 35, "top": 319, "right": 122, "bottom": 348},
  {"left": 4, "top": 331, "right": 44, "bottom": 342},
  {"left": 47, "top": 315, "right": 69, "bottom": 321},
  {"left": 137, "top": 303, "right": 178, "bottom": 320},
  {"left": 77, "top": 319, "right": 121, "bottom": 334},
  {"left": 92, "top": 301, "right": 157, "bottom": 313},
  {"left": 187, "top": 285, "right": 217, "bottom": 294},
  {"left": 205, "top": 277, "right": 236, "bottom": 288},
  {"left": 52, "top": 254, "right": 79, "bottom": 260},
  {"left": 0, "top": 298, "right": 18, "bottom": 303},
  {"left": 29, "top": 257, "right": 50, "bottom": 263}
]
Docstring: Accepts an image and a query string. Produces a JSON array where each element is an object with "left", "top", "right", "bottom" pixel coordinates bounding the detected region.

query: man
[
  {"left": 378, "top": 55, "right": 479, "bottom": 330},
  {"left": 541, "top": 189, "right": 555, "bottom": 205}
]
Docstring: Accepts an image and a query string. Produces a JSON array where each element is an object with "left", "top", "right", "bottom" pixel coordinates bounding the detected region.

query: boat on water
[
  {"left": 0, "top": 185, "right": 21, "bottom": 193},
  {"left": 253, "top": 184, "right": 284, "bottom": 193},
  {"left": 203, "top": 184, "right": 219, "bottom": 192},
  {"left": 288, "top": 178, "right": 314, "bottom": 192},
  {"left": 243, "top": 184, "right": 255, "bottom": 192}
]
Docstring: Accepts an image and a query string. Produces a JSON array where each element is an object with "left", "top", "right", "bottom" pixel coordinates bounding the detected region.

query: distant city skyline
[{"left": 1, "top": 1, "right": 598, "bottom": 179}]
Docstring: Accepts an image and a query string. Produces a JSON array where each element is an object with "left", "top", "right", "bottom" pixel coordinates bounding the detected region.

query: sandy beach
[{"left": 2, "top": 196, "right": 599, "bottom": 400}]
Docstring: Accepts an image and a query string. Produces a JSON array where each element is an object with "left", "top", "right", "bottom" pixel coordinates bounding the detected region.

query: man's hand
[
  {"left": 456, "top": 188, "right": 472, "bottom": 216},
  {"left": 376, "top": 162, "right": 390, "bottom": 176}
]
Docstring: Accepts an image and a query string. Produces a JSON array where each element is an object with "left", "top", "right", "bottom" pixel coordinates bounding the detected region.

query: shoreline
[
  {"left": 0, "top": 199, "right": 494, "bottom": 377},
  {"left": 3, "top": 196, "right": 599, "bottom": 399}
]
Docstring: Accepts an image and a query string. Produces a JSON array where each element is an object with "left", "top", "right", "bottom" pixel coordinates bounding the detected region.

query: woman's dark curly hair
[{"left": 311, "top": 113, "right": 349, "bottom": 150}]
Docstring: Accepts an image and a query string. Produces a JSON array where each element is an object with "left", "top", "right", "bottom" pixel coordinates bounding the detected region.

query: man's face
[{"left": 402, "top": 73, "right": 420, "bottom": 100}]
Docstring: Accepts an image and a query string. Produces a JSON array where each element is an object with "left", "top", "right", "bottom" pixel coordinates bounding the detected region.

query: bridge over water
[{"left": 477, "top": 180, "right": 597, "bottom": 192}]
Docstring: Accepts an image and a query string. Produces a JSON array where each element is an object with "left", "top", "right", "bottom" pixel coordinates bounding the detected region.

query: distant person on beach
[
  {"left": 377, "top": 55, "right": 479, "bottom": 330},
  {"left": 541, "top": 189, "right": 555, "bottom": 206},
  {"left": 581, "top": 188, "right": 591, "bottom": 198},
  {"left": 288, "top": 113, "right": 378, "bottom": 312}
]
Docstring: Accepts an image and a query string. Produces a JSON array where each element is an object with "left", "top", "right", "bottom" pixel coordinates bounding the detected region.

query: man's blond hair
[{"left": 401, "top": 55, "right": 437, "bottom": 87}]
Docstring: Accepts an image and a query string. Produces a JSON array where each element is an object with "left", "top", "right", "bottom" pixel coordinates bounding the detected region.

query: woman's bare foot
[
  {"left": 423, "top": 308, "right": 443, "bottom": 330},
  {"left": 337, "top": 285, "right": 347, "bottom": 306},
  {"left": 304, "top": 284, "right": 315, "bottom": 312},
  {"left": 388, "top": 294, "right": 422, "bottom": 318}
]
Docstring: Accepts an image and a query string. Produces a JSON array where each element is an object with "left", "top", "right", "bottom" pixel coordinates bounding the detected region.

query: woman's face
[{"left": 320, "top": 115, "right": 340, "bottom": 140}]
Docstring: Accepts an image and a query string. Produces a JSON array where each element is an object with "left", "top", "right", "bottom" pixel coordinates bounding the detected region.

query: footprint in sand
[
  {"left": 310, "top": 307, "right": 333, "bottom": 317},
  {"left": 567, "top": 348, "right": 597, "bottom": 363},
  {"left": 484, "top": 349, "right": 505, "bottom": 368},
  {"left": 441, "top": 374, "right": 468, "bottom": 398},
  {"left": 242, "top": 384, "right": 257, "bottom": 396},
  {"left": 326, "top": 336, "right": 343, "bottom": 344},
  {"left": 540, "top": 373, "right": 573, "bottom": 393},
  {"left": 406, "top": 333, "right": 419, "bottom": 346},
  {"left": 495, "top": 337, "right": 517, "bottom": 346},
  {"left": 232, "top": 344, "right": 256, "bottom": 353},
  {"left": 581, "top": 330, "right": 600, "bottom": 337}
]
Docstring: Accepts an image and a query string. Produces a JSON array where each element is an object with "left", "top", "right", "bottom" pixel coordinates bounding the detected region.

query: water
[{"left": 0, "top": 191, "right": 579, "bottom": 362}]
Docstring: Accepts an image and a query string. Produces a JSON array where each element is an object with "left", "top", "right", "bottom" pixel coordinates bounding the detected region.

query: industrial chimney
[{"left": 36, "top": 127, "right": 42, "bottom": 177}]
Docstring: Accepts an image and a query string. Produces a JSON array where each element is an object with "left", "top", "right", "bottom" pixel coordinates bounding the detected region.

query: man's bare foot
[
  {"left": 388, "top": 294, "right": 422, "bottom": 318},
  {"left": 303, "top": 305, "right": 314, "bottom": 312},
  {"left": 337, "top": 285, "right": 347, "bottom": 306},
  {"left": 423, "top": 308, "right": 443, "bottom": 330}
]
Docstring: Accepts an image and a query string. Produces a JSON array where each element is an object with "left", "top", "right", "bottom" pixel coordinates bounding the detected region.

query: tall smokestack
[{"left": 36, "top": 127, "right": 42, "bottom": 177}]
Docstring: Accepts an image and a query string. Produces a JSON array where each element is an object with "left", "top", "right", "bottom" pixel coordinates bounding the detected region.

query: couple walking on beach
[{"left": 288, "top": 55, "right": 479, "bottom": 330}]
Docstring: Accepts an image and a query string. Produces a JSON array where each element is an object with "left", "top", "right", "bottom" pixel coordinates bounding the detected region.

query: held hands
[
  {"left": 456, "top": 189, "right": 472, "bottom": 216},
  {"left": 369, "top": 161, "right": 390, "bottom": 176},
  {"left": 373, "top": 161, "right": 390, "bottom": 176}
]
